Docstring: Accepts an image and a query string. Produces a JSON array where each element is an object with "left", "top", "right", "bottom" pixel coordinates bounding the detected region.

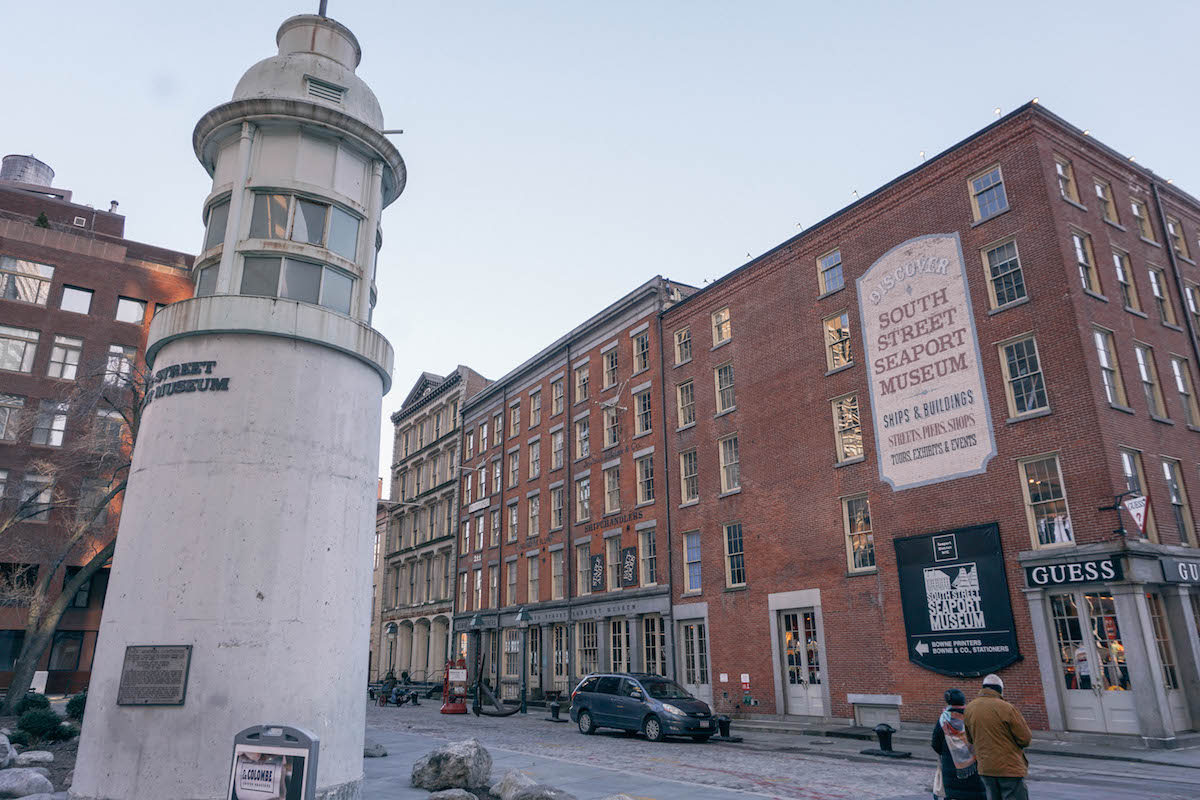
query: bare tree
[{"left": 0, "top": 353, "right": 150, "bottom": 712}]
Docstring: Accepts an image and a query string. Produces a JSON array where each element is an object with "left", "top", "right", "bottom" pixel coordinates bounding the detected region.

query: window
[
  {"left": 844, "top": 495, "right": 874, "bottom": 571},
  {"left": 1162, "top": 459, "right": 1195, "bottom": 546},
  {"left": 551, "top": 549, "right": 564, "bottom": 599},
  {"left": 831, "top": 395, "right": 862, "bottom": 462},
  {"left": 508, "top": 451, "right": 519, "bottom": 487},
  {"left": 248, "top": 192, "right": 360, "bottom": 260},
  {"left": 634, "top": 390, "right": 652, "bottom": 435},
  {"left": 528, "top": 496, "right": 540, "bottom": 536},
  {"left": 529, "top": 391, "right": 541, "bottom": 427},
  {"left": 983, "top": 240, "right": 1026, "bottom": 309},
  {"left": 506, "top": 562, "right": 516, "bottom": 607},
  {"left": 21, "top": 476, "right": 53, "bottom": 522},
  {"left": 204, "top": 198, "right": 230, "bottom": 250},
  {"left": 576, "top": 478, "right": 591, "bottom": 522},
  {"left": 492, "top": 460, "right": 501, "bottom": 494},
  {"left": 507, "top": 504, "right": 518, "bottom": 542},
  {"left": 240, "top": 256, "right": 354, "bottom": 315},
  {"left": 115, "top": 296, "right": 146, "bottom": 324},
  {"left": 0, "top": 395, "right": 25, "bottom": 441},
  {"left": 48, "top": 631, "right": 83, "bottom": 671},
  {"left": 1186, "top": 283, "right": 1200, "bottom": 330},
  {"left": 676, "top": 381, "right": 695, "bottom": 427},
  {"left": 551, "top": 379, "right": 564, "bottom": 415},
  {"left": 1170, "top": 357, "right": 1200, "bottom": 427},
  {"left": 576, "top": 544, "right": 591, "bottom": 596},
  {"left": 59, "top": 286, "right": 93, "bottom": 315},
  {"left": 47, "top": 335, "right": 82, "bottom": 381},
  {"left": 493, "top": 413, "right": 503, "bottom": 445},
  {"left": 1131, "top": 198, "right": 1155, "bottom": 240},
  {"left": 822, "top": 312, "right": 853, "bottom": 369},
  {"left": 575, "top": 418, "right": 590, "bottom": 459},
  {"left": 64, "top": 567, "right": 93, "bottom": 609},
  {"left": 1071, "top": 231, "right": 1100, "bottom": 293},
  {"left": 529, "top": 441, "right": 540, "bottom": 479},
  {"left": 527, "top": 557, "right": 540, "bottom": 603},
  {"left": 32, "top": 400, "right": 68, "bottom": 447},
  {"left": 633, "top": 331, "right": 650, "bottom": 373},
  {"left": 459, "top": 572, "right": 468, "bottom": 611},
  {"left": 574, "top": 366, "right": 589, "bottom": 402},
  {"left": 818, "top": 249, "right": 843, "bottom": 294},
  {"left": 606, "top": 538, "right": 620, "bottom": 591},
  {"left": 713, "top": 527, "right": 742, "bottom": 597},
  {"left": 489, "top": 565, "right": 499, "bottom": 608},
  {"left": 195, "top": 265, "right": 217, "bottom": 297},
  {"left": 480, "top": 421, "right": 488, "bottom": 450},
  {"left": 643, "top": 614, "right": 666, "bottom": 675},
  {"left": 1146, "top": 593, "right": 1181, "bottom": 689},
  {"left": 603, "top": 349, "right": 619, "bottom": 389},
  {"left": 1166, "top": 216, "right": 1190, "bottom": 260},
  {"left": 1148, "top": 268, "right": 1178, "bottom": 325},
  {"left": 639, "top": 529, "right": 657, "bottom": 585},
  {"left": 711, "top": 307, "right": 732, "bottom": 345},
  {"left": 719, "top": 435, "right": 740, "bottom": 493},
  {"left": 492, "top": 509, "right": 502, "bottom": 546},
  {"left": 475, "top": 514, "right": 485, "bottom": 550},
  {"left": 577, "top": 621, "right": 598, "bottom": 674},
  {"left": 604, "top": 466, "right": 620, "bottom": 513},
  {"left": 674, "top": 327, "right": 692, "bottom": 364},
  {"left": 1119, "top": 449, "right": 1156, "bottom": 539},
  {"left": 1054, "top": 156, "right": 1079, "bottom": 202},
  {"left": 1134, "top": 344, "right": 1167, "bottom": 417},
  {"left": 714, "top": 363, "right": 735, "bottom": 413},
  {"left": 969, "top": 165, "right": 1008, "bottom": 222},
  {"left": 636, "top": 455, "right": 655, "bottom": 504},
  {"left": 684, "top": 531, "right": 701, "bottom": 592},
  {"left": 550, "top": 486, "right": 564, "bottom": 529},
  {"left": 473, "top": 568, "right": 482, "bottom": 609},
  {"left": 611, "top": 622, "right": 631, "bottom": 673},
  {"left": 1111, "top": 250, "right": 1140, "bottom": 311},
  {"left": 463, "top": 473, "right": 471, "bottom": 505},
  {"left": 999, "top": 337, "right": 1048, "bottom": 417},
  {"left": 603, "top": 407, "right": 620, "bottom": 448},
  {"left": 1094, "top": 179, "right": 1119, "bottom": 223},
  {"left": 0, "top": 326, "right": 39, "bottom": 372},
  {"left": 551, "top": 429, "right": 564, "bottom": 469},
  {"left": 417, "top": 420, "right": 427, "bottom": 448},
  {"left": 509, "top": 403, "right": 520, "bottom": 437},
  {"left": 680, "top": 450, "right": 699, "bottom": 503},
  {"left": 1020, "top": 456, "right": 1073, "bottom": 547},
  {"left": 0, "top": 256, "right": 53, "bottom": 306},
  {"left": 1094, "top": 329, "right": 1127, "bottom": 406}
]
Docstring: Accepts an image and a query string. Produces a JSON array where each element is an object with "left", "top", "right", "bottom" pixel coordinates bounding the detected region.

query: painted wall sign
[
  {"left": 1025, "top": 558, "right": 1123, "bottom": 587},
  {"left": 894, "top": 524, "right": 1020, "bottom": 677},
  {"left": 116, "top": 645, "right": 192, "bottom": 705},
  {"left": 620, "top": 547, "right": 638, "bottom": 587},
  {"left": 1161, "top": 557, "right": 1200, "bottom": 584},
  {"left": 590, "top": 554, "right": 604, "bottom": 593},
  {"left": 583, "top": 509, "right": 643, "bottom": 533},
  {"left": 857, "top": 234, "right": 996, "bottom": 491},
  {"left": 144, "top": 359, "right": 231, "bottom": 408}
]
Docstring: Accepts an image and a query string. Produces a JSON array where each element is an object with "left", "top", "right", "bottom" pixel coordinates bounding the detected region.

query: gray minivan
[{"left": 569, "top": 672, "right": 714, "bottom": 742}]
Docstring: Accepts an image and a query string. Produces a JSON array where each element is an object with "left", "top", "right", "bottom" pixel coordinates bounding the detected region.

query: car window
[
  {"left": 595, "top": 676, "right": 621, "bottom": 695},
  {"left": 619, "top": 678, "right": 640, "bottom": 697},
  {"left": 641, "top": 679, "right": 692, "bottom": 699},
  {"left": 578, "top": 677, "right": 600, "bottom": 693}
]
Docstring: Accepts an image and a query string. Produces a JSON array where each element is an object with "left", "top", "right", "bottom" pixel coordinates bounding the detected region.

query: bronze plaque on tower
[{"left": 116, "top": 645, "right": 192, "bottom": 705}]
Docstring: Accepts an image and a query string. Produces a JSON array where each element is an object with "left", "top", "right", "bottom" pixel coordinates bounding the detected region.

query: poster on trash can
[{"left": 227, "top": 744, "right": 307, "bottom": 800}]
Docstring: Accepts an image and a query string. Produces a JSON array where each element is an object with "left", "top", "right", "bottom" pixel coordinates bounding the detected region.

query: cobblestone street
[{"left": 365, "top": 702, "right": 1200, "bottom": 800}]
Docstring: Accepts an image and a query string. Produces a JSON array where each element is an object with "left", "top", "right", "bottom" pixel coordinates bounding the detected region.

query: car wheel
[
  {"left": 643, "top": 715, "right": 664, "bottom": 742},
  {"left": 691, "top": 735, "right": 712, "bottom": 743},
  {"left": 577, "top": 710, "right": 596, "bottom": 735}
]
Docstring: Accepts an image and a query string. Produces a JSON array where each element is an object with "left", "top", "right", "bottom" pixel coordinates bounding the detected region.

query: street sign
[{"left": 1122, "top": 495, "right": 1148, "bottom": 535}]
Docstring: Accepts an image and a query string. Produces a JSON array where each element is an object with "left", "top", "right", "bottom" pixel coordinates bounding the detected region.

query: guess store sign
[
  {"left": 1161, "top": 557, "right": 1200, "bottom": 584},
  {"left": 1024, "top": 558, "right": 1123, "bottom": 587}
]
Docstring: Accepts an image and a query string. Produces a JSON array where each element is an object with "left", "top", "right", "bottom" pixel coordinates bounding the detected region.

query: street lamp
[
  {"left": 385, "top": 623, "right": 397, "bottom": 679},
  {"left": 515, "top": 607, "right": 531, "bottom": 714},
  {"left": 469, "top": 613, "right": 484, "bottom": 713}
]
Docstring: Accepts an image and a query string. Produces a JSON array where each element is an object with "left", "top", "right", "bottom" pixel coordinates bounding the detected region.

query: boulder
[
  {"left": 24, "top": 769, "right": 49, "bottom": 779},
  {"left": 0, "top": 735, "right": 14, "bottom": 769},
  {"left": 20, "top": 794, "right": 68, "bottom": 800},
  {"left": 510, "top": 786, "right": 578, "bottom": 800},
  {"left": 599, "top": 795, "right": 639, "bottom": 800},
  {"left": 491, "top": 770, "right": 538, "bottom": 800},
  {"left": 428, "top": 790, "right": 476, "bottom": 800},
  {"left": 0, "top": 768, "right": 54, "bottom": 798},
  {"left": 13, "top": 752, "right": 53, "bottom": 767},
  {"left": 410, "top": 738, "right": 492, "bottom": 790},
  {"left": 363, "top": 741, "right": 387, "bottom": 758}
]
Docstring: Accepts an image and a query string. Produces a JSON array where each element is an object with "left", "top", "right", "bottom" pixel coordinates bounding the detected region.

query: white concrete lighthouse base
[{"left": 71, "top": 331, "right": 383, "bottom": 800}]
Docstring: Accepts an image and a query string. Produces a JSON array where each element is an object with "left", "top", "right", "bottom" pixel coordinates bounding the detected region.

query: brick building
[
  {"left": 378, "top": 366, "right": 489, "bottom": 682},
  {"left": 0, "top": 155, "right": 193, "bottom": 693},
  {"left": 660, "top": 102, "right": 1200, "bottom": 745},
  {"left": 450, "top": 278, "right": 694, "bottom": 701}
]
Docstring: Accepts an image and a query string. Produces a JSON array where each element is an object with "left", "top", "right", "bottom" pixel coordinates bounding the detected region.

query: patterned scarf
[{"left": 940, "top": 705, "right": 977, "bottom": 778}]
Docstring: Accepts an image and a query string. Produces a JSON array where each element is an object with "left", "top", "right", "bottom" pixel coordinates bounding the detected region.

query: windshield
[{"left": 640, "top": 679, "right": 692, "bottom": 700}]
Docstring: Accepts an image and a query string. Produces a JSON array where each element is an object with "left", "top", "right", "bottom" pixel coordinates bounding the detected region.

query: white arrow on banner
[
  {"left": 915, "top": 641, "right": 930, "bottom": 656},
  {"left": 1122, "top": 495, "right": 1148, "bottom": 535}
]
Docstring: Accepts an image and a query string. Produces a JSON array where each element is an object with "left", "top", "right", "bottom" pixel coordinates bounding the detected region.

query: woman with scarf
[{"left": 931, "top": 688, "right": 986, "bottom": 800}]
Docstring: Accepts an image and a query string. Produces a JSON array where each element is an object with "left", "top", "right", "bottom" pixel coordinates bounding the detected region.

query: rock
[
  {"left": 510, "top": 787, "right": 577, "bottom": 800},
  {"left": 363, "top": 741, "right": 387, "bottom": 758},
  {"left": 13, "top": 751, "right": 53, "bottom": 767},
  {"left": 491, "top": 770, "right": 538, "bottom": 800},
  {"left": 0, "top": 768, "right": 55, "bottom": 798},
  {"left": 26, "top": 768, "right": 49, "bottom": 779},
  {"left": 0, "top": 735, "right": 14, "bottom": 769},
  {"left": 410, "top": 738, "right": 492, "bottom": 790},
  {"left": 20, "top": 794, "right": 68, "bottom": 800},
  {"left": 598, "top": 796, "right": 638, "bottom": 800},
  {"left": 428, "top": 790, "right": 476, "bottom": 800},
  {"left": 63, "top": 771, "right": 72, "bottom": 789}
]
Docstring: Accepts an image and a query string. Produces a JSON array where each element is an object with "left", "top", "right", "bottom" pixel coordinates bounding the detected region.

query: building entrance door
[
  {"left": 780, "top": 610, "right": 826, "bottom": 716},
  {"left": 1048, "top": 591, "right": 1137, "bottom": 734},
  {"left": 679, "top": 621, "right": 711, "bottom": 705}
]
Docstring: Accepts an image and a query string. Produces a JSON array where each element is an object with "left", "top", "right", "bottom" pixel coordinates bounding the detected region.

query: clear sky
[{"left": 7, "top": 1, "right": 1198, "bottom": 495}]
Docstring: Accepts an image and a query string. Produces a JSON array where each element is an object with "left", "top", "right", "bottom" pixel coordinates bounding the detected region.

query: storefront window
[
  {"left": 577, "top": 621, "right": 597, "bottom": 676},
  {"left": 1145, "top": 593, "right": 1179, "bottom": 689},
  {"left": 1049, "top": 593, "right": 1086, "bottom": 689},
  {"left": 1084, "top": 593, "right": 1129, "bottom": 691}
]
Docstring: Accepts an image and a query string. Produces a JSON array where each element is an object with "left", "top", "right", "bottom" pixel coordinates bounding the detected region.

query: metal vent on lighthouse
[{"left": 306, "top": 76, "right": 346, "bottom": 104}]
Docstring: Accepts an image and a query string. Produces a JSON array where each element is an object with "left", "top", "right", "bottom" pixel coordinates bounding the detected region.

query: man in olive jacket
[{"left": 963, "top": 674, "right": 1032, "bottom": 800}]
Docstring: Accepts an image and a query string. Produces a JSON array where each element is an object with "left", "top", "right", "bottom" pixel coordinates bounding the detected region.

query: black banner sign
[
  {"left": 590, "top": 554, "right": 604, "bottom": 592},
  {"left": 1161, "top": 557, "right": 1200, "bottom": 584},
  {"left": 894, "top": 523, "right": 1020, "bottom": 677},
  {"left": 1025, "top": 558, "right": 1123, "bottom": 587},
  {"left": 621, "top": 547, "right": 638, "bottom": 587}
]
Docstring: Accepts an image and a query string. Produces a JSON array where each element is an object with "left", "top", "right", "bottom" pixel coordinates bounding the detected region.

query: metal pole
[{"left": 520, "top": 626, "right": 528, "bottom": 714}]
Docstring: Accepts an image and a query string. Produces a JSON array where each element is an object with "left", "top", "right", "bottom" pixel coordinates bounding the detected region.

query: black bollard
[
  {"left": 718, "top": 716, "right": 731, "bottom": 737},
  {"left": 549, "top": 701, "right": 561, "bottom": 720},
  {"left": 875, "top": 723, "right": 895, "bottom": 752}
]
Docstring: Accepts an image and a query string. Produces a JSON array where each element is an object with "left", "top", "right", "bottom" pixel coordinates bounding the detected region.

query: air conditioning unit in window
[{"left": 73, "top": 216, "right": 87, "bottom": 227}]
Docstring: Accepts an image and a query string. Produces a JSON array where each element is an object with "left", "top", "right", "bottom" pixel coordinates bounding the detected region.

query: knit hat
[{"left": 982, "top": 673, "right": 1004, "bottom": 692}]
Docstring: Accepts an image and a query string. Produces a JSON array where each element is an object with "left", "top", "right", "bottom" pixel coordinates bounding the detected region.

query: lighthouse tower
[{"left": 72, "top": 13, "right": 402, "bottom": 800}]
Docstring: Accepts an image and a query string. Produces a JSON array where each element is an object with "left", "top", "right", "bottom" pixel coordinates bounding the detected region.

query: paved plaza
[{"left": 364, "top": 702, "right": 1200, "bottom": 800}]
